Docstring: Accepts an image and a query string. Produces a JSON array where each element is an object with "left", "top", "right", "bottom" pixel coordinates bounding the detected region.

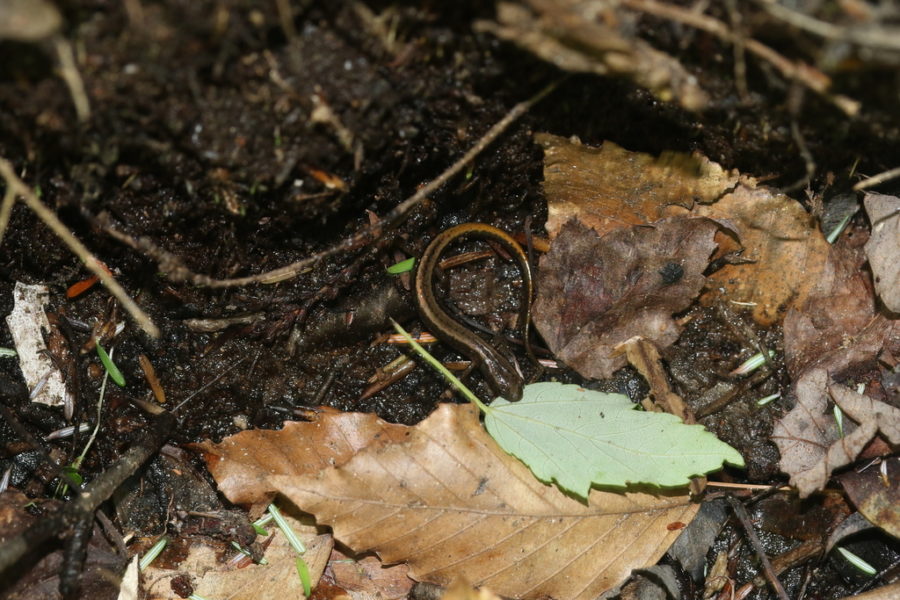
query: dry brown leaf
[
  {"left": 836, "top": 457, "right": 900, "bottom": 540},
  {"left": 772, "top": 369, "right": 900, "bottom": 498},
  {"left": 328, "top": 550, "right": 414, "bottom": 600},
  {"left": 204, "top": 405, "right": 699, "bottom": 600},
  {"left": 782, "top": 236, "right": 875, "bottom": 376},
  {"left": 693, "top": 185, "right": 832, "bottom": 325},
  {"left": 533, "top": 217, "right": 719, "bottom": 379},
  {"left": 195, "top": 407, "right": 410, "bottom": 504},
  {"left": 537, "top": 134, "right": 834, "bottom": 326},
  {"left": 536, "top": 133, "right": 737, "bottom": 239},
  {"left": 142, "top": 515, "right": 332, "bottom": 600},
  {"left": 863, "top": 192, "right": 900, "bottom": 313}
]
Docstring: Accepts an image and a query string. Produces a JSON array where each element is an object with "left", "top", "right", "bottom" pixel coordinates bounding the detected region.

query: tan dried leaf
[
  {"left": 694, "top": 185, "right": 832, "bottom": 325},
  {"left": 328, "top": 550, "right": 414, "bottom": 600},
  {"left": 203, "top": 405, "right": 699, "bottom": 600},
  {"left": 537, "top": 133, "right": 737, "bottom": 239}
]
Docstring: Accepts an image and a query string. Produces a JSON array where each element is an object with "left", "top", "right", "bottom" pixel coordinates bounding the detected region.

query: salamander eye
[{"left": 659, "top": 262, "right": 684, "bottom": 285}]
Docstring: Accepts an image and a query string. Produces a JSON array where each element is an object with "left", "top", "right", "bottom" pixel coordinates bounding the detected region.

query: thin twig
[
  {"left": 853, "top": 165, "right": 900, "bottom": 191},
  {"left": 0, "top": 159, "right": 159, "bottom": 338},
  {"left": 759, "top": 0, "right": 900, "bottom": 51},
  {"left": 726, "top": 495, "right": 791, "bottom": 600},
  {"left": 623, "top": 0, "right": 860, "bottom": 116},
  {"left": 53, "top": 37, "right": 91, "bottom": 123},
  {"left": 95, "top": 80, "right": 561, "bottom": 289}
]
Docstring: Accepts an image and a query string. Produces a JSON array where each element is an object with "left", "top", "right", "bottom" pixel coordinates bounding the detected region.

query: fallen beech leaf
[
  {"left": 195, "top": 407, "right": 410, "bottom": 504},
  {"left": 536, "top": 133, "right": 737, "bottom": 239},
  {"left": 533, "top": 218, "right": 718, "bottom": 378},
  {"left": 485, "top": 383, "right": 743, "bottom": 498},
  {"left": 836, "top": 457, "right": 900, "bottom": 540},
  {"left": 772, "top": 369, "right": 899, "bottom": 498},
  {"left": 863, "top": 192, "right": 900, "bottom": 312},
  {"left": 205, "top": 405, "right": 699, "bottom": 600},
  {"left": 782, "top": 236, "right": 875, "bottom": 377}
]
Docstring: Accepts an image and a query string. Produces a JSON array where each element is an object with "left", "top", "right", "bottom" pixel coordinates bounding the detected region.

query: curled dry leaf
[
  {"left": 692, "top": 186, "right": 832, "bottom": 325},
  {"left": 537, "top": 133, "right": 835, "bottom": 326},
  {"left": 836, "top": 457, "right": 900, "bottom": 541},
  {"left": 863, "top": 192, "right": 900, "bottom": 313},
  {"left": 533, "top": 217, "right": 718, "bottom": 379},
  {"left": 772, "top": 369, "right": 900, "bottom": 498},
  {"left": 201, "top": 404, "right": 699, "bottom": 600}
]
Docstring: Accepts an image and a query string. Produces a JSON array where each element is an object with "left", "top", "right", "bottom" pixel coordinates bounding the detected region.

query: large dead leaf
[
  {"left": 202, "top": 405, "right": 699, "bottom": 600},
  {"left": 533, "top": 217, "right": 719, "bottom": 378},
  {"left": 537, "top": 134, "right": 834, "bottom": 325},
  {"left": 863, "top": 192, "right": 900, "bottom": 313},
  {"left": 772, "top": 368, "right": 900, "bottom": 498}
]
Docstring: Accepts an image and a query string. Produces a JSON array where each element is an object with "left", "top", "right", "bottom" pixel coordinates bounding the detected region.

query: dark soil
[{"left": 1, "top": 2, "right": 899, "bottom": 599}]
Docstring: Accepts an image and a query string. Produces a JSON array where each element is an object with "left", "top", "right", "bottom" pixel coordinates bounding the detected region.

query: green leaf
[
  {"left": 95, "top": 341, "right": 125, "bottom": 387},
  {"left": 295, "top": 557, "right": 312, "bottom": 596},
  {"left": 483, "top": 382, "right": 745, "bottom": 500},
  {"left": 386, "top": 257, "right": 415, "bottom": 274}
]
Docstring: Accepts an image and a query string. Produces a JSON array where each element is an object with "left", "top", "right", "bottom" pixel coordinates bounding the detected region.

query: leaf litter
[{"left": 193, "top": 134, "right": 899, "bottom": 598}]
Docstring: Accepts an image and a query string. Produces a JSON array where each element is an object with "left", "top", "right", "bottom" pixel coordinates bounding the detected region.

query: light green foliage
[
  {"left": 95, "top": 341, "right": 125, "bottom": 386},
  {"left": 484, "top": 382, "right": 745, "bottom": 500},
  {"left": 387, "top": 257, "right": 416, "bottom": 274}
]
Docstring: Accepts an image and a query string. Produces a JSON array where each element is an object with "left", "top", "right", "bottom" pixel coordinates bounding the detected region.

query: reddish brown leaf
[
  {"left": 195, "top": 407, "right": 410, "bottom": 504},
  {"left": 782, "top": 235, "right": 875, "bottom": 377},
  {"left": 203, "top": 404, "right": 699, "bottom": 600},
  {"left": 533, "top": 217, "right": 719, "bottom": 379}
]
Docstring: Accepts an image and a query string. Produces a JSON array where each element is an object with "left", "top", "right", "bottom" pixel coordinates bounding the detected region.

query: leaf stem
[{"left": 390, "top": 319, "right": 491, "bottom": 414}]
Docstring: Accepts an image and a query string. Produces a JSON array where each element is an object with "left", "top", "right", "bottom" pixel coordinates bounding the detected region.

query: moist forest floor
[{"left": 1, "top": 2, "right": 899, "bottom": 600}]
